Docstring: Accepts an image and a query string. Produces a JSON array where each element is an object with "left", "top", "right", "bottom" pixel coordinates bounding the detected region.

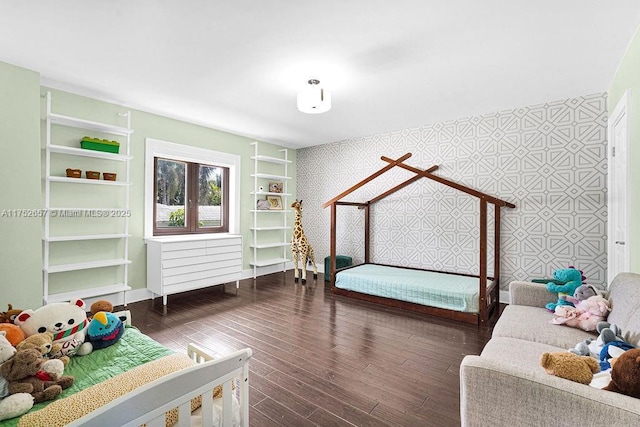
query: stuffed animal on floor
[
  {"left": 0, "top": 348, "right": 74, "bottom": 404},
  {"left": 15, "top": 332, "right": 69, "bottom": 366},
  {"left": 77, "top": 311, "right": 124, "bottom": 355},
  {"left": 603, "top": 348, "right": 640, "bottom": 398},
  {"left": 15, "top": 299, "right": 92, "bottom": 358},
  {"left": 540, "top": 351, "right": 600, "bottom": 385},
  {"left": 550, "top": 295, "right": 611, "bottom": 331},
  {"left": 545, "top": 268, "right": 584, "bottom": 311},
  {"left": 0, "top": 304, "right": 23, "bottom": 324},
  {"left": 0, "top": 324, "right": 25, "bottom": 347}
]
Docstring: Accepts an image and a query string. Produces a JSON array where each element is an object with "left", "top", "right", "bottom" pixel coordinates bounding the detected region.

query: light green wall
[
  {"left": 0, "top": 61, "right": 44, "bottom": 309},
  {"left": 608, "top": 26, "right": 640, "bottom": 274},
  {"left": 43, "top": 88, "right": 297, "bottom": 295},
  {"left": 0, "top": 59, "right": 296, "bottom": 306}
]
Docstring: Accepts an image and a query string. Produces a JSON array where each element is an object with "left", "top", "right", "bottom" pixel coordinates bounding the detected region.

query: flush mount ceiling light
[{"left": 297, "top": 79, "right": 331, "bottom": 114}]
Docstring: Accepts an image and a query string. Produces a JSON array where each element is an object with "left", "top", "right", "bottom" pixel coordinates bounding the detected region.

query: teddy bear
[
  {"left": 0, "top": 348, "right": 74, "bottom": 404},
  {"left": 545, "top": 268, "right": 584, "bottom": 311},
  {"left": 14, "top": 299, "right": 92, "bottom": 358},
  {"left": 550, "top": 295, "right": 611, "bottom": 331},
  {"left": 90, "top": 300, "right": 113, "bottom": 317},
  {"left": 0, "top": 333, "right": 34, "bottom": 421},
  {"left": 603, "top": 348, "right": 640, "bottom": 398},
  {"left": 540, "top": 351, "right": 600, "bottom": 385},
  {"left": 15, "top": 332, "right": 69, "bottom": 366}
]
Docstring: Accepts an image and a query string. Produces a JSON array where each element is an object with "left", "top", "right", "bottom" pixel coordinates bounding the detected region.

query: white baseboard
[{"left": 241, "top": 262, "right": 296, "bottom": 279}]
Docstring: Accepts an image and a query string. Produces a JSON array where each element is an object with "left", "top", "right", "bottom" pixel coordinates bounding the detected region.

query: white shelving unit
[
  {"left": 43, "top": 91, "right": 133, "bottom": 304},
  {"left": 249, "top": 141, "right": 292, "bottom": 278}
]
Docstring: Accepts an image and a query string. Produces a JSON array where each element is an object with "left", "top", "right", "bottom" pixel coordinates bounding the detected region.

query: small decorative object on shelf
[
  {"left": 267, "top": 195, "right": 283, "bottom": 210},
  {"left": 256, "top": 199, "right": 271, "bottom": 210},
  {"left": 86, "top": 170, "right": 101, "bottom": 180},
  {"left": 66, "top": 168, "right": 81, "bottom": 178},
  {"left": 81, "top": 136, "right": 121, "bottom": 154},
  {"left": 269, "top": 182, "right": 283, "bottom": 193},
  {"left": 103, "top": 172, "right": 117, "bottom": 181}
]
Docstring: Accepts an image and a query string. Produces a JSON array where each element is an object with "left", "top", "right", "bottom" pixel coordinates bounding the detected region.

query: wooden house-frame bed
[{"left": 322, "top": 153, "right": 515, "bottom": 325}]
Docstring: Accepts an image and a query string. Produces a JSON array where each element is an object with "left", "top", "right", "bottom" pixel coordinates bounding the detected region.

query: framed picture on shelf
[
  {"left": 269, "top": 182, "right": 283, "bottom": 193},
  {"left": 266, "top": 195, "right": 283, "bottom": 210}
]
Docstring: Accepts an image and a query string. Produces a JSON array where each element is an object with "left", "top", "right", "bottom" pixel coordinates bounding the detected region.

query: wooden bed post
[
  {"left": 364, "top": 203, "right": 370, "bottom": 263},
  {"left": 323, "top": 153, "right": 516, "bottom": 326},
  {"left": 479, "top": 199, "right": 488, "bottom": 325},
  {"left": 494, "top": 206, "right": 501, "bottom": 305},
  {"left": 330, "top": 202, "right": 337, "bottom": 287}
]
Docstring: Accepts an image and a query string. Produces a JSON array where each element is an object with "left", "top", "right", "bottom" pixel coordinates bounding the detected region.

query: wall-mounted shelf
[
  {"left": 49, "top": 112, "right": 133, "bottom": 136},
  {"left": 42, "top": 91, "right": 133, "bottom": 305},
  {"left": 250, "top": 142, "right": 291, "bottom": 278},
  {"left": 47, "top": 144, "right": 132, "bottom": 161},
  {"left": 48, "top": 176, "right": 131, "bottom": 186}
]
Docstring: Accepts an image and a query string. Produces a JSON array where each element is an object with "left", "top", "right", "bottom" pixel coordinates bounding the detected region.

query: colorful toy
[
  {"left": 290, "top": 199, "right": 318, "bottom": 284},
  {"left": 561, "top": 284, "right": 599, "bottom": 305},
  {"left": 89, "top": 300, "right": 113, "bottom": 316},
  {"left": 603, "top": 348, "right": 640, "bottom": 398},
  {"left": 80, "top": 311, "right": 124, "bottom": 355},
  {"left": 0, "top": 324, "right": 25, "bottom": 347},
  {"left": 14, "top": 299, "right": 91, "bottom": 358},
  {"left": 0, "top": 304, "right": 23, "bottom": 324},
  {"left": 540, "top": 351, "right": 600, "bottom": 385},
  {"left": 0, "top": 348, "right": 73, "bottom": 404},
  {"left": 550, "top": 295, "right": 610, "bottom": 331},
  {"left": 545, "top": 268, "right": 584, "bottom": 311}
]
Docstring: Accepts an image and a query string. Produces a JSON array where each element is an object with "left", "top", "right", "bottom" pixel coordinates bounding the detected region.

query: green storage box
[
  {"left": 81, "top": 136, "right": 120, "bottom": 154},
  {"left": 324, "top": 255, "right": 353, "bottom": 282}
]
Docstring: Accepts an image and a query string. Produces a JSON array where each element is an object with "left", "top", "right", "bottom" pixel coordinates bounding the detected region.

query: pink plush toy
[{"left": 551, "top": 295, "right": 611, "bottom": 331}]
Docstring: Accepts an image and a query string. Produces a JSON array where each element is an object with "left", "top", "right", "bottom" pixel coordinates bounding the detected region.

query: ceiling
[{"left": 1, "top": 1, "right": 639, "bottom": 149}]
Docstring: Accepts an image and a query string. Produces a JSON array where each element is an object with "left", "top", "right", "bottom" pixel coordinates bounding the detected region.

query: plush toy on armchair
[{"left": 545, "top": 268, "right": 584, "bottom": 312}]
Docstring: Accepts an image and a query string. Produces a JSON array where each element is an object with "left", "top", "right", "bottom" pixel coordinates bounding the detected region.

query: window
[
  {"left": 144, "top": 138, "right": 240, "bottom": 239},
  {"left": 153, "top": 158, "right": 229, "bottom": 235}
]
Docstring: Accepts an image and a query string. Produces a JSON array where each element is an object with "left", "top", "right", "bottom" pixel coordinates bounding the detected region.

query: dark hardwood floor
[{"left": 125, "top": 270, "right": 501, "bottom": 427}]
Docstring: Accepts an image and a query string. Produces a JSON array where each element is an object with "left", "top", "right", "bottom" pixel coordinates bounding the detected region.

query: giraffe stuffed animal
[{"left": 290, "top": 199, "right": 318, "bottom": 284}]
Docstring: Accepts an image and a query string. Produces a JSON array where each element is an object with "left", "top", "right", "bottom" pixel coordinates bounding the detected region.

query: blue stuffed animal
[
  {"left": 86, "top": 311, "right": 124, "bottom": 351},
  {"left": 545, "top": 268, "right": 584, "bottom": 312}
]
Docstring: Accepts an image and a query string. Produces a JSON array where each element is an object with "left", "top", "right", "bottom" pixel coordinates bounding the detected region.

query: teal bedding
[
  {"left": 1, "top": 326, "right": 174, "bottom": 427},
  {"left": 335, "top": 264, "right": 492, "bottom": 313}
]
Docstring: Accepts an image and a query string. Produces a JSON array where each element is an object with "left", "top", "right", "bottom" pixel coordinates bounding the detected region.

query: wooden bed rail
[{"left": 324, "top": 152, "right": 516, "bottom": 326}]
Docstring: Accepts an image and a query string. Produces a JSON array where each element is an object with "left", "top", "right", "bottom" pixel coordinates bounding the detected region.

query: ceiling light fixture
[{"left": 297, "top": 79, "right": 331, "bottom": 114}]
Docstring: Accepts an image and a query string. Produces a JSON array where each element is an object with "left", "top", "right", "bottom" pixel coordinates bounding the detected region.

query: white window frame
[{"left": 144, "top": 138, "right": 240, "bottom": 239}]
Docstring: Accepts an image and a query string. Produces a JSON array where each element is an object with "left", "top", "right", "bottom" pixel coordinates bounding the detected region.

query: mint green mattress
[
  {"left": 1, "top": 326, "right": 174, "bottom": 427},
  {"left": 335, "top": 264, "right": 492, "bottom": 313}
]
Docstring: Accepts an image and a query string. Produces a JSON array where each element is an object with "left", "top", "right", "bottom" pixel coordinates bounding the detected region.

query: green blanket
[{"left": 1, "top": 326, "right": 174, "bottom": 427}]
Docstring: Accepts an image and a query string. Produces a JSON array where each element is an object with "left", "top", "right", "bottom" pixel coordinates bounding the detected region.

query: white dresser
[{"left": 146, "top": 234, "right": 243, "bottom": 305}]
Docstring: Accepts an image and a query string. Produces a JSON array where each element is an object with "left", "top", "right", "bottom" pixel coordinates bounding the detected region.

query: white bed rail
[{"left": 68, "top": 347, "right": 252, "bottom": 427}]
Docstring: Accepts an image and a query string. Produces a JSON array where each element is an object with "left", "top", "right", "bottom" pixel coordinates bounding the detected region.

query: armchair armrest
[
  {"left": 509, "top": 280, "right": 556, "bottom": 307},
  {"left": 460, "top": 356, "right": 640, "bottom": 426}
]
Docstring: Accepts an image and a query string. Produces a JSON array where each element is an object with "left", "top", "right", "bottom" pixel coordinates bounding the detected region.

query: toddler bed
[
  {"left": 323, "top": 153, "right": 515, "bottom": 325},
  {"left": 2, "top": 312, "right": 251, "bottom": 427},
  {"left": 335, "top": 264, "right": 494, "bottom": 313},
  {"left": 333, "top": 263, "right": 497, "bottom": 324}
]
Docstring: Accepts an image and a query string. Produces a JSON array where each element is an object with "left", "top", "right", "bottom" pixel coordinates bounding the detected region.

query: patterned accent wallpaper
[{"left": 296, "top": 93, "right": 608, "bottom": 289}]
